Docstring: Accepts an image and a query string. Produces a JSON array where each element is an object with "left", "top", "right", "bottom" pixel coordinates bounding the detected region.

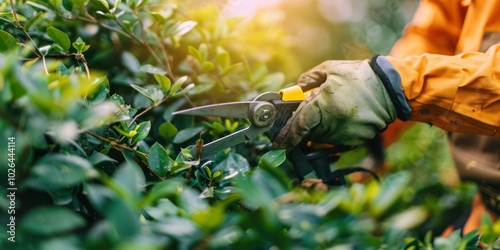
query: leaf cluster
[{"left": 0, "top": 0, "right": 498, "bottom": 249}]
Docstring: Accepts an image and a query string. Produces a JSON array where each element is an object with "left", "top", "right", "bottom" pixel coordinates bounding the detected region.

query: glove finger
[
  {"left": 297, "top": 70, "right": 327, "bottom": 91},
  {"left": 272, "top": 98, "right": 321, "bottom": 151}
]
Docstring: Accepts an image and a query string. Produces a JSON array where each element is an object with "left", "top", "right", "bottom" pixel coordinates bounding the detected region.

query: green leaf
[
  {"left": 216, "top": 50, "right": 230, "bottom": 69},
  {"left": 171, "top": 76, "right": 188, "bottom": 94},
  {"left": 148, "top": 142, "right": 172, "bottom": 177},
  {"left": 177, "top": 188, "right": 208, "bottom": 213},
  {"left": 203, "top": 165, "right": 212, "bottom": 179},
  {"left": 81, "top": 44, "right": 90, "bottom": 53},
  {"left": 212, "top": 122, "right": 225, "bottom": 133},
  {"left": 89, "top": 0, "right": 110, "bottom": 11},
  {"left": 144, "top": 199, "right": 180, "bottom": 219},
  {"left": 191, "top": 205, "right": 225, "bottom": 231},
  {"left": 258, "top": 149, "right": 286, "bottom": 169},
  {"left": 154, "top": 73, "right": 171, "bottom": 93},
  {"left": 72, "top": 37, "right": 86, "bottom": 53},
  {"left": 71, "top": 0, "right": 87, "bottom": 9},
  {"left": 188, "top": 45, "right": 202, "bottom": 62},
  {"left": 371, "top": 171, "right": 411, "bottom": 217},
  {"left": 159, "top": 121, "right": 178, "bottom": 139},
  {"left": 31, "top": 154, "right": 95, "bottom": 189},
  {"left": 131, "top": 121, "right": 151, "bottom": 143},
  {"left": 250, "top": 63, "right": 268, "bottom": 83},
  {"left": 113, "top": 124, "right": 131, "bottom": 137},
  {"left": 151, "top": 12, "right": 167, "bottom": 24},
  {"left": 139, "top": 64, "right": 167, "bottom": 75},
  {"left": 130, "top": 84, "right": 152, "bottom": 101},
  {"left": 221, "top": 63, "right": 242, "bottom": 77},
  {"left": 199, "top": 186, "right": 214, "bottom": 199},
  {"left": 145, "top": 178, "right": 184, "bottom": 204},
  {"left": 38, "top": 235, "right": 81, "bottom": 250},
  {"left": 213, "top": 153, "right": 250, "bottom": 180},
  {"left": 105, "top": 198, "right": 141, "bottom": 238},
  {"left": 202, "top": 61, "right": 215, "bottom": 72},
  {"left": 256, "top": 72, "right": 286, "bottom": 91},
  {"left": 88, "top": 150, "right": 117, "bottom": 165},
  {"left": 235, "top": 168, "right": 276, "bottom": 210},
  {"left": 85, "top": 183, "right": 116, "bottom": 214},
  {"left": 175, "top": 21, "right": 197, "bottom": 37},
  {"left": 110, "top": 0, "right": 121, "bottom": 13},
  {"left": 199, "top": 43, "right": 208, "bottom": 62},
  {"left": 149, "top": 87, "right": 165, "bottom": 103},
  {"left": 49, "top": 0, "right": 62, "bottom": 9},
  {"left": 122, "top": 51, "right": 140, "bottom": 74},
  {"left": 171, "top": 162, "right": 192, "bottom": 174},
  {"left": 212, "top": 170, "right": 222, "bottom": 179},
  {"left": 0, "top": 30, "right": 18, "bottom": 52},
  {"left": 20, "top": 207, "right": 86, "bottom": 236},
  {"left": 154, "top": 217, "right": 203, "bottom": 241},
  {"left": 114, "top": 154, "right": 146, "bottom": 200},
  {"left": 24, "top": 12, "right": 44, "bottom": 31},
  {"left": 151, "top": 7, "right": 174, "bottom": 23},
  {"left": 173, "top": 126, "right": 205, "bottom": 144}
]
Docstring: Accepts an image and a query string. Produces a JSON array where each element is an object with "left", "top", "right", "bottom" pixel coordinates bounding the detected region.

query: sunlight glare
[{"left": 222, "top": 0, "right": 283, "bottom": 18}]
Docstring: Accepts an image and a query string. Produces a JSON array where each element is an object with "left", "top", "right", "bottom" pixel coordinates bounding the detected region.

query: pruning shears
[{"left": 173, "top": 86, "right": 377, "bottom": 185}]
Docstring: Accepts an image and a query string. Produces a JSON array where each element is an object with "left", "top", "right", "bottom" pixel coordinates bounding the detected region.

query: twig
[
  {"left": 9, "top": 0, "right": 20, "bottom": 27},
  {"left": 9, "top": 0, "right": 48, "bottom": 75},
  {"left": 127, "top": 96, "right": 169, "bottom": 128},
  {"left": 207, "top": 72, "right": 241, "bottom": 95},
  {"left": 84, "top": 129, "right": 147, "bottom": 157},
  {"left": 75, "top": 53, "right": 91, "bottom": 79}
]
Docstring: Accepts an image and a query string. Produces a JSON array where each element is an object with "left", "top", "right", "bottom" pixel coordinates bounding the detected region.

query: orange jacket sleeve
[
  {"left": 389, "top": 0, "right": 466, "bottom": 58},
  {"left": 386, "top": 44, "right": 500, "bottom": 137},
  {"left": 380, "top": 0, "right": 467, "bottom": 145}
]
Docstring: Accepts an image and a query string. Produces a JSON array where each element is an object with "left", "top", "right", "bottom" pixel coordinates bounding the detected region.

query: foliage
[{"left": 0, "top": 0, "right": 498, "bottom": 249}]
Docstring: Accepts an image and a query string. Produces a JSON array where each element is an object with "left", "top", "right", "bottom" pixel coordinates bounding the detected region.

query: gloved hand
[{"left": 273, "top": 57, "right": 411, "bottom": 151}]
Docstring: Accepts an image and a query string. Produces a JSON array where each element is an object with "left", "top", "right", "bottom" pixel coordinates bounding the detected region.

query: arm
[
  {"left": 380, "top": 0, "right": 467, "bottom": 145},
  {"left": 386, "top": 44, "right": 500, "bottom": 136},
  {"left": 274, "top": 49, "right": 500, "bottom": 150}
]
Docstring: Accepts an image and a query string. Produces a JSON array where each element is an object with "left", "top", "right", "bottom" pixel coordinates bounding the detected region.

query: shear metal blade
[
  {"left": 192, "top": 125, "right": 271, "bottom": 160},
  {"left": 172, "top": 101, "right": 262, "bottom": 119}
]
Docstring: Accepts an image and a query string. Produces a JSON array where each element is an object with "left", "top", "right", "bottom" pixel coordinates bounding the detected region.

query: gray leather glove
[{"left": 273, "top": 59, "right": 400, "bottom": 150}]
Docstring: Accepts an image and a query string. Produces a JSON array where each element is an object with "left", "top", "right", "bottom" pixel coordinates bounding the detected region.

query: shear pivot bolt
[
  {"left": 262, "top": 110, "right": 270, "bottom": 120},
  {"left": 250, "top": 103, "right": 276, "bottom": 127}
]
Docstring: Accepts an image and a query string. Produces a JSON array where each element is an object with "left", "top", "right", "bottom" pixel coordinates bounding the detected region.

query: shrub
[{"left": 0, "top": 0, "right": 498, "bottom": 249}]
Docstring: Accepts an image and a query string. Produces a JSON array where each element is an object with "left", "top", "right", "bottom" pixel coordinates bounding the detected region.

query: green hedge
[{"left": 0, "top": 0, "right": 498, "bottom": 249}]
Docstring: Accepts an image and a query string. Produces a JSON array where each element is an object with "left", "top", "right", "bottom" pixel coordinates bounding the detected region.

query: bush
[{"left": 0, "top": 0, "right": 498, "bottom": 249}]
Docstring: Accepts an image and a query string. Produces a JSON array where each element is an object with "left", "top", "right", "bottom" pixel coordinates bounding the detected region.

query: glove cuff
[{"left": 369, "top": 55, "right": 412, "bottom": 121}]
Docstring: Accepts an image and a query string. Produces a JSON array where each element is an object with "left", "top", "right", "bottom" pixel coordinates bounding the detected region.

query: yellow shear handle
[
  {"left": 279, "top": 85, "right": 311, "bottom": 101},
  {"left": 279, "top": 85, "right": 335, "bottom": 151}
]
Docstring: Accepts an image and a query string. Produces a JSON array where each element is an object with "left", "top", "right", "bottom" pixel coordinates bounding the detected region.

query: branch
[
  {"left": 84, "top": 129, "right": 147, "bottom": 157},
  {"left": 9, "top": 0, "right": 48, "bottom": 74},
  {"left": 127, "top": 96, "right": 169, "bottom": 128}
]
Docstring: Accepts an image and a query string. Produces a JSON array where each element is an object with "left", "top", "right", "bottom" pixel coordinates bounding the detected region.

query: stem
[
  {"left": 9, "top": 0, "right": 48, "bottom": 74},
  {"left": 85, "top": 129, "right": 166, "bottom": 180},
  {"left": 79, "top": 55, "right": 91, "bottom": 79},
  {"left": 84, "top": 129, "right": 147, "bottom": 157},
  {"left": 9, "top": 0, "right": 20, "bottom": 26},
  {"left": 207, "top": 72, "right": 241, "bottom": 95},
  {"left": 127, "top": 96, "right": 169, "bottom": 128},
  {"left": 77, "top": 13, "right": 133, "bottom": 40}
]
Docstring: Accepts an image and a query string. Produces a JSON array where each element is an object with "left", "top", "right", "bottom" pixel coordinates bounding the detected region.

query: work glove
[{"left": 273, "top": 56, "right": 411, "bottom": 150}]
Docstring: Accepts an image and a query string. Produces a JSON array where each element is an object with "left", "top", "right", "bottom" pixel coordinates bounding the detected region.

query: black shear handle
[
  {"left": 265, "top": 100, "right": 337, "bottom": 182},
  {"left": 266, "top": 99, "right": 379, "bottom": 186}
]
